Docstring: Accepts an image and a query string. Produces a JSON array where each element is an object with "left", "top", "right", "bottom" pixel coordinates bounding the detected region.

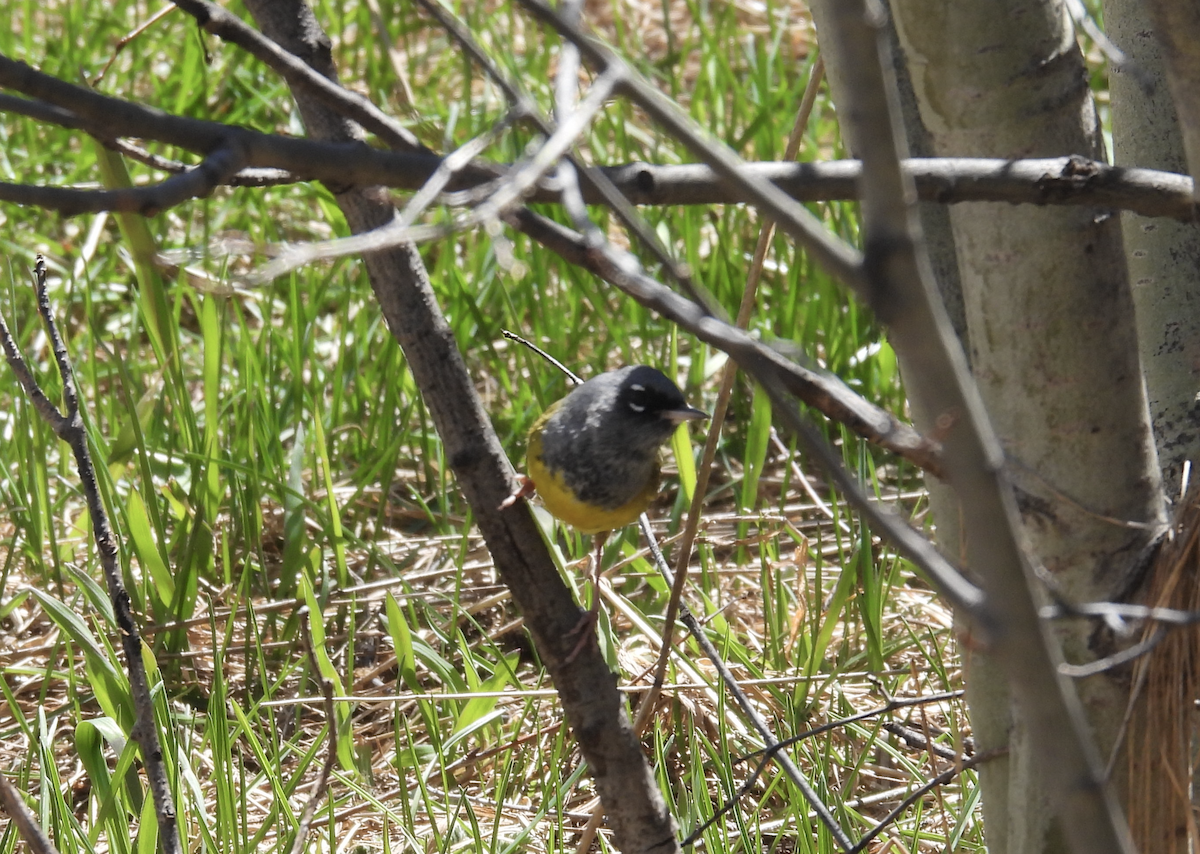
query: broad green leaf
[
  {"left": 384, "top": 593, "right": 418, "bottom": 690},
  {"left": 671, "top": 421, "right": 699, "bottom": 505},
  {"left": 31, "top": 588, "right": 132, "bottom": 727},
  {"left": 125, "top": 489, "right": 175, "bottom": 610}
]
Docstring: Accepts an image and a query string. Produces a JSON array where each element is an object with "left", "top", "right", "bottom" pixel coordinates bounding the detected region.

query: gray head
[
  {"left": 537, "top": 365, "right": 707, "bottom": 509},
  {"left": 581, "top": 365, "right": 708, "bottom": 453}
]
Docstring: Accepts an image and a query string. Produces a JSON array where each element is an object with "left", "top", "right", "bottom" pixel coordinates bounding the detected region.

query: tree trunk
[
  {"left": 1105, "top": 2, "right": 1200, "bottom": 850},
  {"left": 881, "top": 2, "right": 1167, "bottom": 853},
  {"left": 1106, "top": 0, "right": 1200, "bottom": 502}
]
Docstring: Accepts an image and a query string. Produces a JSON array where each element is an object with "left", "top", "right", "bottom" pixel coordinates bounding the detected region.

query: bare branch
[
  {"left": 505, "top": 207, "right": 950, "bottom": 480},
  {"left": 171, "top": 0, "right": 427, "bottom": 152},
  {"left": 850, "top": 748, "right": 1006, "bottom": 854},
  {"left": 602, "top": 156, "right": 1197, "bottom": 221},
  {"left": 0, "top": 144, "right": 245, "bottom": 216},
  {"left": 1, "top": 64, "right": 1196, "bottom": 218},
  {"left": 1042, "top": 599, "right": 1200, "bottom": 627},
  {"left": 237, "top": 1, "right": 681, "bottom": 850},
  {"left": 0, "top": 54, "right": 498, "bottom": 190},
  {"left": 249, "top": 65, "right": 622, "bottom": 281},
  {"left": 517, "top": 0, "right": 867, "bottom": 296},
  {"left": 0, "top": 257, "right": 182, "bottom": 854},
  {"left": 0, "top": 772, "right": 58, "bottom": 854}
]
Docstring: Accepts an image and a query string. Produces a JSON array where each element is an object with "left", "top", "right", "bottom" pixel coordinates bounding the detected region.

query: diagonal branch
[
  {"left": 237, "top": 2, "right": 680, "bottom": 851},
  {"left": 170, "top": 0, "right": 427, "bottom": 153},
  {"left": 0, "top": 772, "right": 58, "bottom": 854},
  {"left": 516, "top": 0, "right": 867, "bottom": 295},
  {"left": 0, "top": 257, "right": 183, "bottom": 854},
  {"left": 506, "top": 207, "right": 951, "bottom": 482}
]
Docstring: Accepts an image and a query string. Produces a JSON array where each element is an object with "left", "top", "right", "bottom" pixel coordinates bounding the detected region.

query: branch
[
  {"left": 517, "top": 0, "right": 867, "bottom": 294},
  {"left": 505, "top": 207, "right": 951, "bottom": 483},
  {"left": 425, "top": 0, "right": 719, "bottom": 315},
  {"left": 1, "top": 67, "right": 1196, "bottom": 218},
  {"left": 236, "top": 2, "right": 680, "bottom": 851},
  {"left": 0, "top": 144, "right": 246, "bottom": 216},
  {"left": 849, "top": 748, "right": 1005, "bottom": 854},
  {"left": 170, "top": 0, "right": 427, "bottom": 153},
  {"left": 0, "top": 772, "right": 58, "bottom": 854},
  {"left": 602, "top": 156, "right": 1198, "bottom": 221},
  {"left": 0, "top": 257, "right": 182, "bottom": 854},
  {"left": 0, "top": 54, "right": 499, "bottom": 190}
]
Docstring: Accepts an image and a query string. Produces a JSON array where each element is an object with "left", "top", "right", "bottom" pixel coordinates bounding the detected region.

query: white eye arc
[
  {"left": 630, "top": 384, "right": 645, "bottom": 392},
  {"left": 628, "top": 402, "right": 646, "bottom": 413}
]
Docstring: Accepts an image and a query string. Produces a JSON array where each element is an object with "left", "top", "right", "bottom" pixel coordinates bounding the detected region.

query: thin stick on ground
[
  {"left": 638, "top": 515, "right": 857, "bottom": 852},
  {"left": 287, "top": 622, "right": 340, "bottom": 854},
  {"left": 0, "top": 255, "right": 182, "bottom": 854},
  {"left": 680, "top": 687, "right": 987, "bottom": 846},
  {"left": 0, "top": 771, "right": 59, "bottom": 854}
]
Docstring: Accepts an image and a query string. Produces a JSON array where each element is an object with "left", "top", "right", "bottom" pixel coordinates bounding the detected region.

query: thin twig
[
  {"left": 1056, "top": 629, "right": 1170, "bottom": 678},
  {"left": 245, "top": 64, "right": 621, "bottom": 283},
  {"left": 90, "top": 3, "right": 179, "bottom": 86},
  {"left": 288, "top": 623, "right": 340, "bottom": 854},
  {"left": 416, "top": 0, "right": 720, "bottom": 315},
  {"left": 517, "top": 0, "right": 867, "bottom": 294},
  {"left": 171, "top": 0, "right": 427, "bottom": 153},
  {"left": 848, "top": 748, "right": 1006, "bottom": 854},
  {"left": 639, "top": 54, "right": 829, "bottom": 733},
  {"left": 681, "top": 688, "right": 973, "bottom": 846},
  {"left": 0, "top": 771, "right": 59, "bottom": 854},
  {"left": 638, "top": 515, "right": 856, "bottom": 852},
  {"left": 501, "top": 329, "right": 583, "bottom": 385},
  {"left": 0, "top": 256, "right": 182, "bottom": 854}
]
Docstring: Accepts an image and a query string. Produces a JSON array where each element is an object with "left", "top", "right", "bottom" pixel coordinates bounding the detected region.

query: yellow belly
[{"left": 527, "top": 429, "right": 660, "bottom": 534}]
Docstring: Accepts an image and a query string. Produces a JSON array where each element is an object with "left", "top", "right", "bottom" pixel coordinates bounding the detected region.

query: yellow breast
[{"left": 527, "top": 423, "right": 661, "bottom": 535}]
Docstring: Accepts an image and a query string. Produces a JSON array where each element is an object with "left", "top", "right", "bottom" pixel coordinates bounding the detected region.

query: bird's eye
[{"left": 627, "top": 383, "right": 648, "bottom": 413}]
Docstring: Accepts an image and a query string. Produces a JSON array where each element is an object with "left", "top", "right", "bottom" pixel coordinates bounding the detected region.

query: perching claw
[{"left": 498, "top": 475, "right": 536, "bottom": 511}]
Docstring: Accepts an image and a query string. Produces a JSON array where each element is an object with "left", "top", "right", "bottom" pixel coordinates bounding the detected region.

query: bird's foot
[{"left": 498, "top": 475, "right": 536, "bottom": 511}]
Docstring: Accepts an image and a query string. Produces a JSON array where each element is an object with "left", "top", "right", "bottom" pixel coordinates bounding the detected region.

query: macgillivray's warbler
[{"left": 504, "top": 365, "right": 708, "bottom": 660}]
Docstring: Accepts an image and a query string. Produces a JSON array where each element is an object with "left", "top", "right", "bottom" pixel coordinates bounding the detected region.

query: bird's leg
[
  {"left": 564, "top": 530, "right": 609, "bottom": 663},
  {"left": 497, "top": 475, "right": 536, "bottom": 510}
]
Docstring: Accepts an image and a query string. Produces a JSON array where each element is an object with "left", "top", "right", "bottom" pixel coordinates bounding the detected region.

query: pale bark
[
  {"left": 1105, "top": 1, "right": 1200, "bottom": 849},
  {"left": 1107, "top": 0, "right": 1200, "bottom": 502},
  {"left": 810, "top": 4, "right": 992, "bottom": 827},
  {"left": 1139, "top": 0, "right": 1200, "bottom": 195},
  {"left": 886, "top": 2, "right": 1167, "bottom": 853}
]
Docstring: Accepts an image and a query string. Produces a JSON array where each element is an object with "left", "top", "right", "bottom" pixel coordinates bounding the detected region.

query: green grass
[{"left": 0, "top": 2, "right": 979, "bottom": 854}]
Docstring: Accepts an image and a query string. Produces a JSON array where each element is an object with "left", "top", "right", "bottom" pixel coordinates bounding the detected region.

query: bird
[{"left": 504, "top": 365, "right": 708, "bottom": 660}]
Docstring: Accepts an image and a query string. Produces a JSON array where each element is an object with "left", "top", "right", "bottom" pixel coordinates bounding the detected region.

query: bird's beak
[{"left": 662, "top": 406, "right": 709, "bottom": 425}]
